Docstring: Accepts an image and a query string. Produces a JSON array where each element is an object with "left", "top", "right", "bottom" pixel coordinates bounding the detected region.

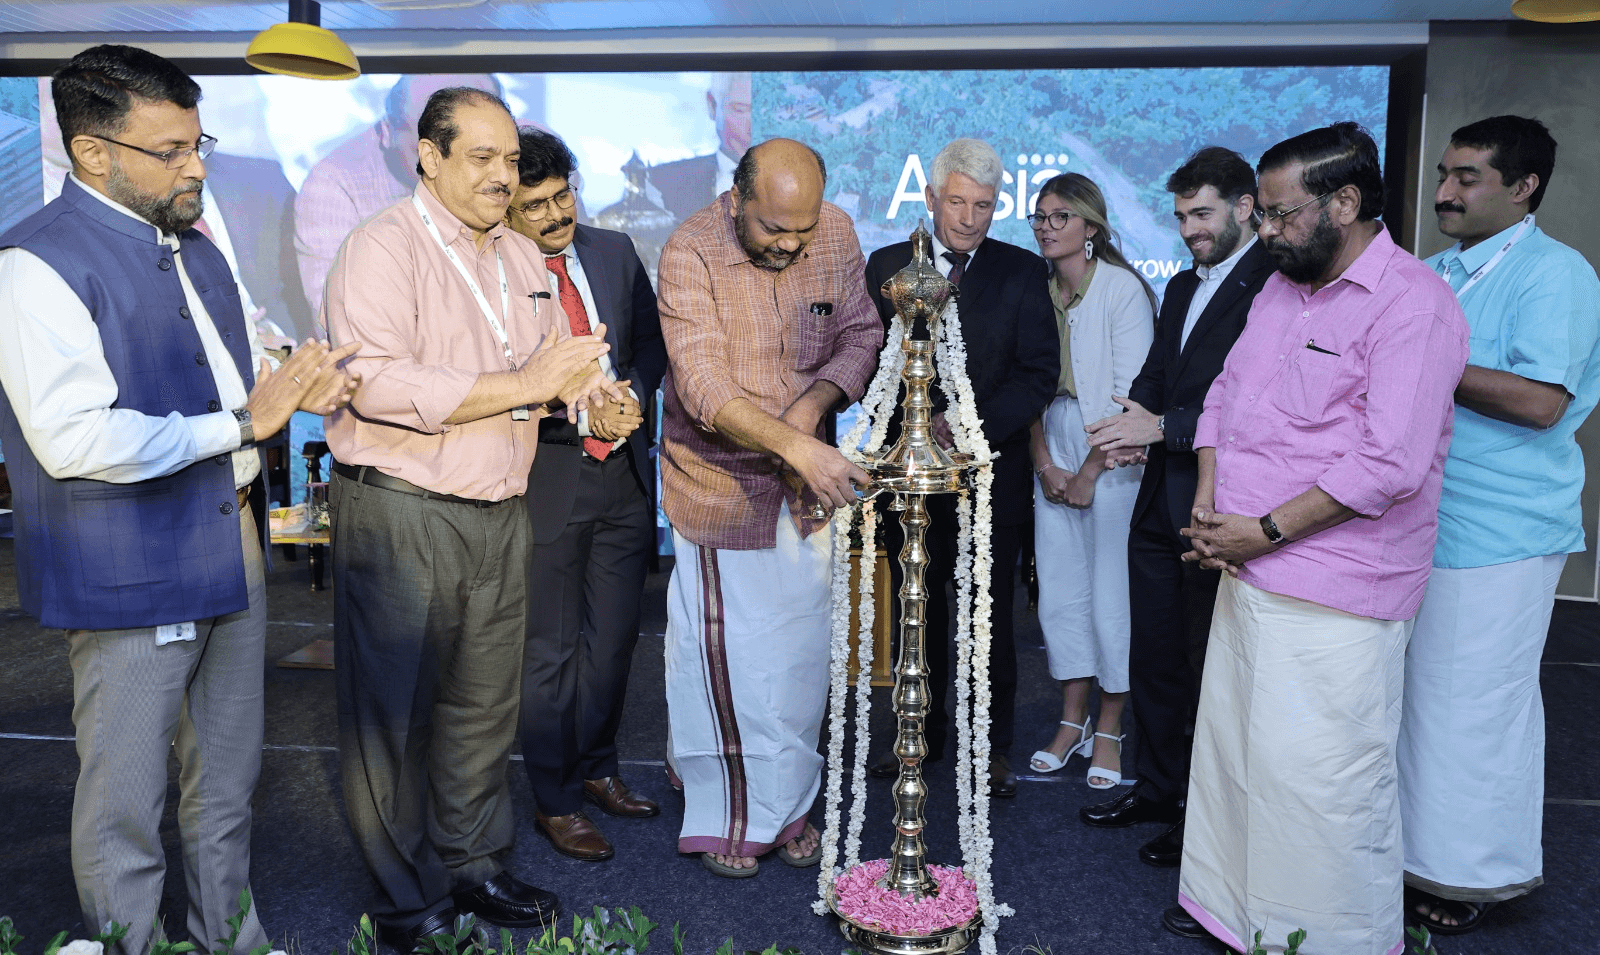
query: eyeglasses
[
  {"left": 1026, "top": 210, "right": 1079, "bottom": 230},
  {"left": 91, "top": 133, "right": 217, "bottom": 169},
  {"left": 1260, "top": 192, "right": 1329, "bottom": 229},
  {"left": 512, "top": 186, "right": 577, "bottom": 220}
]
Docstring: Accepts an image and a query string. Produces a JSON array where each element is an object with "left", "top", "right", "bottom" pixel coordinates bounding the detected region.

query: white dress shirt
[
  {"left": 542, "top": 243, "right": 632, "bottom": 450},
  {"left": 0, "top": 174, "right": 260, "bottom": 489},
  {"left": 715, "top": 148, "right": 738, "bottom": 198},
  {"left": 1179, "top": 234, "right": 1257, "bottom": 350},
  {"left": 930, "top": 233, "right": 982, "bottom": 280}
]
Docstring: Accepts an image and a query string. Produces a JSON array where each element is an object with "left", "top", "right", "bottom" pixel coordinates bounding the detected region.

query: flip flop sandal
[
  {"left": 701, "top": 852, "right": 759, "bottom": 878},
  {"left": 778, "top": 833, "right": 824, "bottom": 868},
  {"left": 1405, "top": 886, "right": 1497, "bottom": 936}
]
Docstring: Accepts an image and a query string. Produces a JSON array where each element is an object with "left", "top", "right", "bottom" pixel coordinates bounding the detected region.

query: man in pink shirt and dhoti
[
  {"left": 656, "top": 138, "right": 883, "bottom": 879},
  {"left": 1161, "top": 123, "right": 1470, "bottom": 955}
]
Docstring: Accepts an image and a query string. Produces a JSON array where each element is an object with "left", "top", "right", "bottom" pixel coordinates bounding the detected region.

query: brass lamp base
[{"left": 831, "top": 901, "right": 980, "bottom": 955}]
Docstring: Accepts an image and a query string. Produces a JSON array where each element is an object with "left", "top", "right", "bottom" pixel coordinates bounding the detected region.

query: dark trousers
[
  {"left": 882, "top": 495, "right": 1023, "bottom": 758},
  {"left": 1127, "top": 482, "right": 1221, "bottom": 805},
  {"left": 330, "top": 474, "right": 528, "bottom": 930},
  {"left": 520, "top": 451, "right": 653, "bottom": 815}
]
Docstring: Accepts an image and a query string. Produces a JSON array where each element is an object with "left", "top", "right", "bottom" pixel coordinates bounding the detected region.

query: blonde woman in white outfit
[{"left": 1026, "top": 173, "right": 1156, "bottom": 788}]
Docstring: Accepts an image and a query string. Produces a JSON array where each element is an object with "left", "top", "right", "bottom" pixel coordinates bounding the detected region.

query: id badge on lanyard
[
  {"left": 412, "top": 194, "right": 530, "bottom": 420},
  {"left": 1443, "top": 214, "right": 1534, "bottom": 301}
]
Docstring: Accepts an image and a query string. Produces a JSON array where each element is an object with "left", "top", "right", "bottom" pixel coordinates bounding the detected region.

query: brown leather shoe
[
  {"left": 583, "top": 776, "right": 660, "bottom": 818},
  {"left": 535, "top": 811, "right": 614, "bottom": 861}
]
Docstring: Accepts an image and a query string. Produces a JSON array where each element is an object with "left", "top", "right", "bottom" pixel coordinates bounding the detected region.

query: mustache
[
  {"left": 480, "top": 184, "right": 511, "bottom": 197},
  {"left": 540, "top": 216, "right": 575, "bottom": 236},
  {"left": 1435, "top": 201, "right": 1466, "bottom": 215}
]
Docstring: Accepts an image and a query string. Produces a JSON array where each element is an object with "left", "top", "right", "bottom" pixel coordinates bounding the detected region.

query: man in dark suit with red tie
[
  {"left": 1077, "top": 147, "right": 1275, "bottom": 865},
  {"left": 863, "top": 138, "right": 1059, "bottom": 797},
  {"left": 506, "top": 127, "right": 668, "bottom": 862}
]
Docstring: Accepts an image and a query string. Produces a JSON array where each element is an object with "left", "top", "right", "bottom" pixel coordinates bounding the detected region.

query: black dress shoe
[
  {"left": 376, "top": 908, "right": 486, "bottom": 954},
  {"left": 867, "top": 747, "right": 944, "bottom": 779},
  {"left": 1079, "top": 788, "right": 1182, "bottom": 829},
  {"left": 453, "top": 871, "right": 560, "bottom": 928},
  {"left": 1139, "top": 820, "right": 1184, "bottom": 868},
  {"left": 1161, "top": 905, "right": 1208, "bottom": 940},
  {"left": 988, "top": 754, "right": 1018, "bottom": 798}
]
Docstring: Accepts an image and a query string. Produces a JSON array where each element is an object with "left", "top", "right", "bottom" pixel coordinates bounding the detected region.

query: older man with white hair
[{"left": 865, "top": 138, "right": 1059, "bottom": 796}]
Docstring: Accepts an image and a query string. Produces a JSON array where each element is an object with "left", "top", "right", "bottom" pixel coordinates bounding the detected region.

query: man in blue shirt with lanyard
[{"left": 1399, "top": 115, "right": 1600, "bottom": 936}]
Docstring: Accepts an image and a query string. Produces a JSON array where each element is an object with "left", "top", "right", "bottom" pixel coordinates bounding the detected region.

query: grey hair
[{"left": 928, "top": 138, "right": 1004, "bottom": 196}]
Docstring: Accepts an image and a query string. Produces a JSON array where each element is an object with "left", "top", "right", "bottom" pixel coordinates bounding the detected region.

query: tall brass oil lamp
[{"left": 829, "top": 222, "right": 981, "bottom": 955}]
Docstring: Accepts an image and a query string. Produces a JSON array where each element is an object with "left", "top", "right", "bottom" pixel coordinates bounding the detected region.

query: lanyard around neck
[
  {"left": 411, "top": 193, "right": 515, "bottom": 371},
  {"left": 1443, "top": 214, "right": 1534, "bottom": 300}
]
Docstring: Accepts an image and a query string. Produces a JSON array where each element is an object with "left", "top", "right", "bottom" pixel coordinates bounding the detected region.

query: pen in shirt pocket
[{"left": 1305, "top": 339, "right": 1341, "bottom": 356}]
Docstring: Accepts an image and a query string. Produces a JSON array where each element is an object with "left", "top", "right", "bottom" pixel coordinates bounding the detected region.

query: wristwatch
[
  {"left": 1260, "top": 512, "right": 1287, "bottom": 546},
  {"left": 1156, "top": 414, "right": 1165, "bottom": 435},
  {"left": 232, "top": 408, "right": 254, "bottom": 446}
]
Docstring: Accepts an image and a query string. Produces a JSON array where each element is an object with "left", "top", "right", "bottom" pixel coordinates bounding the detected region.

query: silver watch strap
[{"left": 233, "top": 409, "right": 254, "bottom": 446}]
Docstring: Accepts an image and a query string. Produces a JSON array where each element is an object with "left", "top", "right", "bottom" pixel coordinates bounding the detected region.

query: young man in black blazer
[
  {"left": 1077, "top": 147, "right": 1274, "bottom": 863},
  {"left": 864, "top": 138, "right": 1059, "bottom": 797},
  {"left": 508, "top": 128, "right": 668, "bottom": 861}
]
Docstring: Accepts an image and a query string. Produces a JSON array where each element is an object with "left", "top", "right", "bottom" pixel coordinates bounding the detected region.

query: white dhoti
[
  {"left": 665, "top": 501, "right": 832, "bottom": 857},
  {"left": 1180, "top": 576, "right": 1412, "bottom": 955},
  {"left": 1398, "top": 554, "right": 1564, "bottom": 901},
  {"left": 1033, "top": 394, "right": 1142, "bottom": 690}
]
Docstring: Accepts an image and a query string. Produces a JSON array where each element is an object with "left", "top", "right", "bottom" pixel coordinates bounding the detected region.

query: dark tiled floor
[{"left": 1, "top": 540, "right": 1596, "bottom": 954}]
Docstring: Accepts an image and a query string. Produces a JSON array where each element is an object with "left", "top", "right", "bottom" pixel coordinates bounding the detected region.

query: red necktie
[
  {"left": 942, "top": 250, "right": 970, "bottom": 284},
  {"left": 544, "top": 254, "right": 611, "bottom": 461}
]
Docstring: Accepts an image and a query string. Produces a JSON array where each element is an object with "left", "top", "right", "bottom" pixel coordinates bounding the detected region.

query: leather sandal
[
  {"left": 778, "top": 827, "right": 823, "bottom": 867},
  {"left": 1405, "top": 886, "right": 1497, "bottom": 936},
  {"left": 701, "top": 852, "right": 759, "bottom": 879}
]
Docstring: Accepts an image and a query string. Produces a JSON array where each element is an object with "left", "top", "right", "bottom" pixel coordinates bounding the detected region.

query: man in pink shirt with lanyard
[
  {"left": 1159, "top": 123, "right": 1469, "bottom": 955},
  {"left": 323, "top": 88, "right": 619, "bottom": 951}
]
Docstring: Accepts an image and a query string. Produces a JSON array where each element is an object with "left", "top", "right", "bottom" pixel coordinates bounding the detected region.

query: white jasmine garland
[
  {"left": 968, "top": 466, "right": 1013, "bottom": 953},
  {"left": 819, "top": 320, "right": 902, "bottom": 913},
  {"left": 934, "top": 300, "right": 1009, "bottom": 953},
  {"left": 952, "top": 485, "right": 977, "bottom": 866},
  {"left": 840, "top": 315, "right": 907, "bottom": 463},
  {"left": 845, "top": 503, "right": 877, "bottom": 869},
  {"left": 816, "top": 502, "right": 860, "bottom": 914}
]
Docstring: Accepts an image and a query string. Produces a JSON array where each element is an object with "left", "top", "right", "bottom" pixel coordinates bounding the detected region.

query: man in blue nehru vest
[{"left": 0, "top": 46, "right": 357, "bottom": 955}]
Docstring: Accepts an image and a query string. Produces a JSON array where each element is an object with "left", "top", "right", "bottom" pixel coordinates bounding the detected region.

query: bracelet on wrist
[{"left": 1035, "top": 463, "right": 1055, "bottom": 476}]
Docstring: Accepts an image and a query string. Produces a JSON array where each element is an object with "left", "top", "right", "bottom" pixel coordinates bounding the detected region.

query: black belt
[{"left": 331, "top": 461, "right": 511, "bottom": 508}]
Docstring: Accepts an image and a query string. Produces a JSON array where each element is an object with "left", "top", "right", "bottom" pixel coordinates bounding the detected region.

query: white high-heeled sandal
[
  {"left": 1029, "top": 717, "right": 1093, "bottom": 773},
  {"left": 1086, "top": 732, "right": 1127, "bottom": 789}
]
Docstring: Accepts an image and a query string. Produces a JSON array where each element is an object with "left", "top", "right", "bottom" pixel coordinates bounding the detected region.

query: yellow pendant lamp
[
  {"left": 1511, "top": 0, "right": 1600, "bottom": 22},
  {"left": 246, "top": 0, "right": 361, "bottom": 80}
]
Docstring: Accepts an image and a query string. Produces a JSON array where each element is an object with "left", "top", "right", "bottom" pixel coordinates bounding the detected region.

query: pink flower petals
[{"left": 833, "top": 858, "right": 979, "bottom": 936}]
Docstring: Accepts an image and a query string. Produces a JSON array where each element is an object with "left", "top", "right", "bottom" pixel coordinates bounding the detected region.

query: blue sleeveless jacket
[{"left": 0, "top": 176, "right": 257, "bottom": 629}]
